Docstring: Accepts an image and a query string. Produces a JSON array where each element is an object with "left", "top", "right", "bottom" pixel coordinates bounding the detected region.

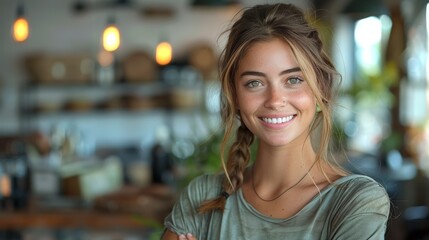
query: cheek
[
  {"left": 236, "top": 91, "right": 259, "bottom": 113},
  {"left": 236, "top": 92, "right": 259, "bottom": 128},
  {"left": 290, "top": 90, "right": 316, "bottom": 110}
]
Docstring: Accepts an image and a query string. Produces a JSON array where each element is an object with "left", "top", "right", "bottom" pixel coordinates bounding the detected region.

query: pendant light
[
  {"left": 102, "top": 16, "right": 120, "bottom": 52},
  {"left": 12, "top": 3, "right": 29, "bottom": 42},
  {"left": 156, "top": 40, "right": 172, "bottom": 65}
]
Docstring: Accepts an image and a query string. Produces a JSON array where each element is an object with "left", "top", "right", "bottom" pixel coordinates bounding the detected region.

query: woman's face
[{"left": 235, "top": 38, "right": 317, "bottom": 148}]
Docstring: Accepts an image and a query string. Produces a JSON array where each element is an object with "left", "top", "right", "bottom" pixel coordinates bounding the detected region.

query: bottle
[
  {"left": 10, "top": 156, "right": 29, "bottom": 209},
  {"left": 151, "top": 125, "right": 173, "bottom": 185}
]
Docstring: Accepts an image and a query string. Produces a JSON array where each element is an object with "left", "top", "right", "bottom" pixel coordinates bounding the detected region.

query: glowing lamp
[
  {"left": 13, "top": 17, "right": 29, "bottom": 42},
  {"left": 12, "top": 5, "right": 29, "bottom": 42},
  {"left": 102, "top": 20, "right": 120, "bottom": 52},
  {"left": 156, "top": 41, "right": 172, "bottom": 65}
]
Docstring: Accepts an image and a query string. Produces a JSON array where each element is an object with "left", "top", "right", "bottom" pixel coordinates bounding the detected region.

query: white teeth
[{"left": 262, "top": 116, "right": 293, "bottom": 124}]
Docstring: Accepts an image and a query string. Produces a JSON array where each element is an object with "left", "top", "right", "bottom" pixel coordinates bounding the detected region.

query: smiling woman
[{"left": 162, "top": 3, "right": 390, "bottom": 240}]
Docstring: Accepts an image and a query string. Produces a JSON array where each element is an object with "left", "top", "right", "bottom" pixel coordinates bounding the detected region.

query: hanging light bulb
[
  {"left": 12, "top": 4, "right": 29, "bottom": 42},
  {"left": 102, "top": 17, "right": 120, "bottom": 52},
  {"left": 156, "top": 41, "right": 172, "bottom": 65}
]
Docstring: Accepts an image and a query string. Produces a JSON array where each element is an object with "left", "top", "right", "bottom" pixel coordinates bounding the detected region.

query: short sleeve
[
  {"left": 328, "top": 176, "right": 391, "bottom": 240},
  {"left": 164, "top": 174, "right": 222, "bottom": 236}
]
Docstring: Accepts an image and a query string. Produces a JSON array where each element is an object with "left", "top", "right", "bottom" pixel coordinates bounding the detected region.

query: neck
[{"left": 253, "top": 138, "right": 317, "bottom": 183}]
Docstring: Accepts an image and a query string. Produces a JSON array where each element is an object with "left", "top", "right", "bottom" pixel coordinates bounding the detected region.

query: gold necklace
[{"left": 251, "top": 161, "right": 317, "bottom": 202}]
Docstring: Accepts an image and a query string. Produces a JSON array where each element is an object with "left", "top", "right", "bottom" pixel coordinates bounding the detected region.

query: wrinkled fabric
[{"left": 164, "top": 173, "right": 390, "bottom": 240}]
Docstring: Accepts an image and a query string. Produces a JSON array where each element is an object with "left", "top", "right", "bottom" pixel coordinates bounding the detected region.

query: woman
[{"left": 163, "top": 3, "right": 390, "bottom": 240}]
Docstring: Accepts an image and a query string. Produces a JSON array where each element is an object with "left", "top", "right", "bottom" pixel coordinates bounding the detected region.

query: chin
[{"left": 261, "top": 138, "right": 292, "bottom": 147}]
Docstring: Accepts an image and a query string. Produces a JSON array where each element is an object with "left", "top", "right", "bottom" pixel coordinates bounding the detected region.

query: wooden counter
[
  {"left": 0, "top": 184, "right": 175, "bottom": 230},
  {"left": 0, "top": 209, "right": 162, "bottom": 230}
]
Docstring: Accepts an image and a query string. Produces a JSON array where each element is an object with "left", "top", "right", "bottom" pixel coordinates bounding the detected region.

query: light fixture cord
[{"left": 16, "top": 2, "right": 24, "bottom": 17}]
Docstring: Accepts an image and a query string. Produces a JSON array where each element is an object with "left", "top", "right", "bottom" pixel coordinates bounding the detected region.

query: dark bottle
[
  {"left": 150, "top": 126, "right": 174, "bottom": 185},
  {"left": 10, "top": 156, "right": 29, "bottom": 210},
  {"left": 0, "top": 138, "right": 29, "bottom": 211}
]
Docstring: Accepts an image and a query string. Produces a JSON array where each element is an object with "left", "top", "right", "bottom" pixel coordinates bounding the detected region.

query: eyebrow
[{"left": 239, "top": 67, "right": 301, "bottom": 78}]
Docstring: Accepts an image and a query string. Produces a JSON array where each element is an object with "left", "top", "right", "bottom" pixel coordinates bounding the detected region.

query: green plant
[
  {"left": 177, "top": 127, "right": 258, "bottom": 188},
  {"left": 132, "top": 214, "right": 164, "bottom": 240}
]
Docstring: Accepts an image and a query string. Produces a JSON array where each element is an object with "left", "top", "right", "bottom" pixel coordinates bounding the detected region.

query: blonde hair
[{"left": 199, "top": 3, "right": 342, "bottom": 213}]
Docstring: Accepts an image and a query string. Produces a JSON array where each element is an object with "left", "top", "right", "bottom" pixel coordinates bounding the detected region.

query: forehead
[{"left": 238, "top": 38, "right": 299, "bottom": 72}]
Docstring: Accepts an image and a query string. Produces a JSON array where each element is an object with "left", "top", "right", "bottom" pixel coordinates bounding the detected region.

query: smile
[{"left": 261, "top": 115, "right": 294, "bottom": 124}]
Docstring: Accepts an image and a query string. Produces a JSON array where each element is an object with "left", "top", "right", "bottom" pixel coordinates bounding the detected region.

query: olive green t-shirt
[{"left": 164, "top": 173, "right": 390, "bottom": 239}]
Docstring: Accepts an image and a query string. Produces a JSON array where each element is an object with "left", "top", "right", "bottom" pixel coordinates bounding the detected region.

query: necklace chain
[{"left": 251, "top": 161, "right": 317, "bottom": 202}]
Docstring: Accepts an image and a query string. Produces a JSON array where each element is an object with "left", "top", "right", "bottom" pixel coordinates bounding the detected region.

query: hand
[{"left": 178, "top": 233, "right": 197, "bottom": 240}]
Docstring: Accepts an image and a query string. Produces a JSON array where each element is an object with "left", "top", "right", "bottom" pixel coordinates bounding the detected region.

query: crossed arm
[{"left": 162, "top": 229, "right": 197, "bottom": 240}]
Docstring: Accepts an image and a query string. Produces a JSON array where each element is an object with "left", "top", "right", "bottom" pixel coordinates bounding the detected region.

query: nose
[{"left": 264, "top": 86, "right": 285, "bottom": 110}]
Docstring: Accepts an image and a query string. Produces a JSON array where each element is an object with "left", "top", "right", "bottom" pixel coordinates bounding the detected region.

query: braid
[
  {"left": 224, "top": 125, "right": 254, "bottom": 192},
  {"left": 198, "top": 124, "right": 253, "bottom": 213}
]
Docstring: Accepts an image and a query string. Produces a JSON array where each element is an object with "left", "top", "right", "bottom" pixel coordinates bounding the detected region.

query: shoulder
[
  {"left": 187, "top": 173, "right": 224, "bottom": 192},
  {"left": 164, "top": 174, "right": 224, "bottom": 237},
  {"left": 188, "top": 173, "right": 224, "bottom": 188},
  {"left": 183, "top": 173, "right": 224, "bottom": 201},
  {"left": 329, "top": 174, "right": 390, "bottom": 216},
  {"left": 334, "top": 174, "right": 388, "bottom": 197},
  {"left": 323, "top": 175, "right": 391, "bottom": 238}
]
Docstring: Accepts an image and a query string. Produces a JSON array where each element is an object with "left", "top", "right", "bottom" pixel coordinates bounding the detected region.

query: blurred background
[{"left": 0, "top": 0, "right": 428, "bottom": 239}]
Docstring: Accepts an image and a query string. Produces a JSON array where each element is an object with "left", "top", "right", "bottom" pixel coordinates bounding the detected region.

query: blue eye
[
  {"left": 287, "top": 77, "right": 303, "bottom": 85},
  {"left": 245, "top": 80, "right": 262, "bottom": 88}
]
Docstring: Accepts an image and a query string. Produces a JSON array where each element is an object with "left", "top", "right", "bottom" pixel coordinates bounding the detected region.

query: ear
[{"left": 316, "top": 104, "right": 321, "bottom": 112}]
